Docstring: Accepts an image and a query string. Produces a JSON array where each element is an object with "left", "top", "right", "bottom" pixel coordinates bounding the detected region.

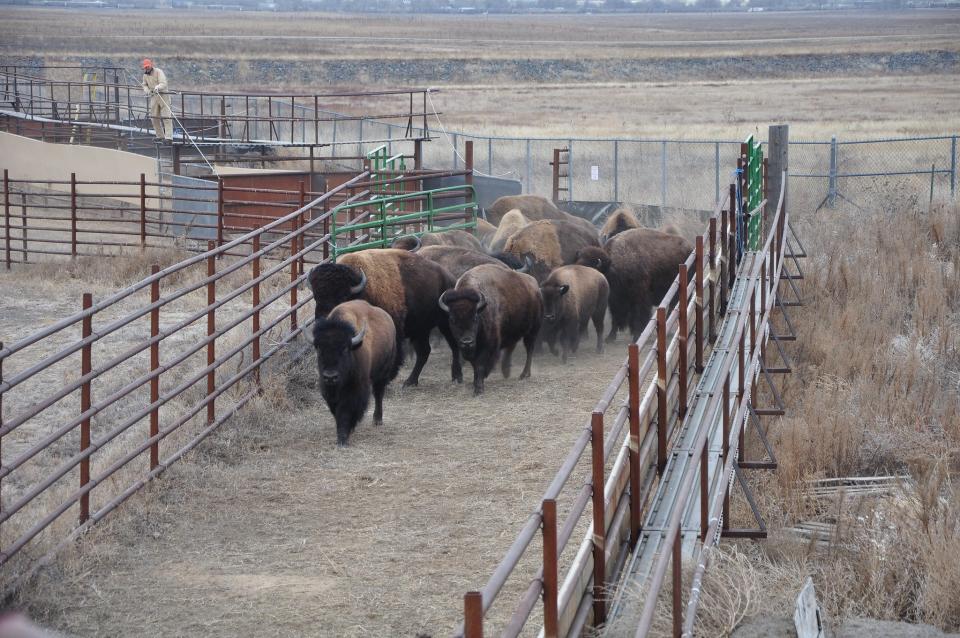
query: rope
[{"left": 425, "top": 88, "right": 517, "bottom": 180}]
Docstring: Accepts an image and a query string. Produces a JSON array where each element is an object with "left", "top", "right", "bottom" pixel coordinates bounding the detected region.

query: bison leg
[
  {"left": 335, "top": 405, "right": 362, "bottom": 447},
  {"left": 372, "top": 382, "right": 387, "bottom": 425},
  {"left": 403, "top": 334, "right": 431, "bottom": 387},
  {"left": 501, "top": 344, "right": 516, "bottom": 378},
  {"left": 437, "top": 322, "right": 463, "bottom": 383},
  {"left": 593, "top": 307, "right": 606, "bottom": 354},
  {"left": 472, "top": 362, "right": 485, "bottom": 396},
  {"left": 630, "top": 302, "right": 653, "bottom": 343},
  {"left": 520, "top": 332, "right": 536, "bottom": 379}
]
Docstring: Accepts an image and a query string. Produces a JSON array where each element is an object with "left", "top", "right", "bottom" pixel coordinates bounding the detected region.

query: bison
[
  {"left": 484, "top": 194, "right": 566, "bottom": 226},
  {"left": 307, "top": 248, "right": 462, "bottom": 387},
  {"left": 475, "top": 218, "right": 497, "bottom": 247},
  {"left": 575, "top": 228, "right": 693, "bottom": 342},
  {"left": 599, "top": 208, "right": 641, "bottom": 243},
  {"left": 539, "top": 265, "right": 610, "bottom": 362},
  {"left": 488, "top": 209, "right": 529, "bottom": 253},
  {"left": 312, "top": 300, "right": 401, "bottom": 446},
  {"left": 392, "top": 229, "right": 484, "bottom": 252},
  {"left": 418, "top": 245, "right": 528, "bottom": 281},
  {"left": 438, "top": 264, "right": 542, "bottom": 395},
  {"left": 503, "top": 219, "right": 601, "bottom": 283}
]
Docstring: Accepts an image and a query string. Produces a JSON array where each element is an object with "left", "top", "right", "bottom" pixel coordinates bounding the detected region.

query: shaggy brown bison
[
  {"left": 599, "top": 208, "right": 641, "bottom": 243},
  {"left": 484, "top": 194, "right": 565, "bottom": 226},
  {"left": 313, "top": 300, "right": 401, "bottom": 446},
  {"left": 418, "top": 245, "right": 528, "bottom": 281},
  {"left": 503, "top": 219, "right": 601, "bottom": 282},
  {"left": 438, "top": 264, "right": 542, "bottom": 396},
  {"left": 539, "top": 265, "right": 610, "bottom": 362},
  {"left": 575, "top": 228, "right": 692, "bottom": 342},
  {"left": 488, "top": 209, "right": 529, "bottom": 253},
  {"left": 391, "top": 229, "right": 484, "bottom": 252},
  {"left": 307, "top": 248, "right": 461, "bottom": 387}
]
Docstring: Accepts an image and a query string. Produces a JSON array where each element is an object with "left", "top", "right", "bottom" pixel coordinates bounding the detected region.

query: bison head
[
  {"left": 307, "top": 264, "right": 367, "bottom": 318},
  {"left": 574, "top": 247, "right": 611, "bottom": 273},
  {"left": 312, "top": 318, "right": 366, "bottom": 390},
  {"left": 539, "top": 282, "right": 570, "bottom": 324},
  {"left": 438, "top": 288, "right": 487, "bottom": 358}
]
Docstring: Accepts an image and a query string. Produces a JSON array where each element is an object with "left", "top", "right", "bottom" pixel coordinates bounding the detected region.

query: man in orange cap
[{"left": 140, "top": 59, "right": 173, "bottom": 143}]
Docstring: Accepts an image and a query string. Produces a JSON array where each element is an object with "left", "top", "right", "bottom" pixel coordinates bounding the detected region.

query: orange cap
[{"left": 142, "top": 58, "right": 153, "bottom": 69}]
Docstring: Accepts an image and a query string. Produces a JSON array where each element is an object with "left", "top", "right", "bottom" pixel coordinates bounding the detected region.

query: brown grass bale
[
  {"left": 504, "top": 219, "right": 601, "bottom": 283},
  {"left": 539, "top": 265, "right": 610, "bottom": 363},
  {"left": 438, "top": 264, "right": 542, "bottom": 396},
  {"left": 599, "top": 208, "right": 641, "bottom": 242},
  {"left": 485, "top": 194, "right": 565, "bottom": 225},
  {"left": 392, "top": 229, "right": 484, "bottom": 252},
  {"left": 418, "top": 245, "right": 529, "bottom": 281},
  {"left": 312, "top": 300, "right": 400, "bottom": 446},
  {"left": 575, "top": 228, "right": 692, "bottom": 342},
  {"left": 488, "top": 209, "right": 529, "bottom": 253},
  {"left": 307, "top": 248, "right": 462, "bottom": 387},
  {"left": 475, "top": 218, "right": 497, "bottom": 247}
]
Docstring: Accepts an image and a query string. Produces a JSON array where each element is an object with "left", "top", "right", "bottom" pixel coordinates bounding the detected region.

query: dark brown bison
[
  {"left": 307, "top": 248, "right": 461, "bottom": 387},
  {"left": 599, "top": 208, "right": 641, "bottom": 243},
  {"left": 438, "top": 264, "right": 542, "bottom": 395},
  {"left": 503, "top": 219, "right": 601, "bottom": 283},
  {"left": 392, "top": 229, "right": 484, "bottom": 252},
  {"left": 539, "top": 265, "right": 610, "bottom": 362},
  {"left": 418, "top": 245, "right": 528, "bottom": 281},
  {"left": 488, "top": 209, "right": 529, "bottom": 253},
  {"left": 312, "top": 300, "right": 401, "bottom": 446},
  {"left": 575, "top": 228, "right": 693, "bottom": 342},
  {"left": 484, "top": 195, "right": 566, "bottom": 226}
]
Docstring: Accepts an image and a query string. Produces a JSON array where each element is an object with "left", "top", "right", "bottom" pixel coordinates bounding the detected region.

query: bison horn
[
  {"left": 476, "top": 292, "right": 487, "bottom": 313},
  {"left": 409, "top": 234, "right": 422, "bottom": 252},
  {"left": 438, "top": 291, "right": 451, "bottom": 313},
  {"left": 594, "top": 258, "right": 602, "bottom": 269},
  {"left": 516, "top": 255, "right": 532, "bottom": 273},
  {"left": 349, "top": 268, "right": 367, "bottom": 295},
  {"left": 350, "top": 322, "right": 366, "bottom": 348}
]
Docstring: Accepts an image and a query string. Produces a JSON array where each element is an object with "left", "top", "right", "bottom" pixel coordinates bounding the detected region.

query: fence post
[
  {"left": 591, "top": 410, "right": 607, "bottom": 626},
  {"left": 291, "top": 200, "right": 300, "bottom": 334},
  {"left": 3, "top": 169, "right": 10, "bottom": 269},
  {"left": 737, "top": 330, "right": 746, "bottom": 465},
  {"left": 252, "top": 234, "right": 262, "bottom": 386},
  {"left": 465, "top": 141, "right": 474, "bottom": 188},
  {"left": 322, "top": 200, "right": 330, "bottom": 262},
  {"left": 828, "top": 135, "right": 838, "bottom": 207},
  {"left": 79, "top": 293, "right": 92, "bottom": 525},
  {"left": 728, "top": 183, "right": 737, "bottom": 288},
  {"left": 678, "top": 264, "right": 688, "bottom": 420},
  {"left": 628, "top": 342, "right": 641, "bottom": 547},
  {"left": 613, "top": 140, "right": 620, "bottom": 202},
  {"left": 715, "top": 141, "right": 720, "bottom": 206},
  {"left": 298, "top": 181, "right": 307, "bottom": 276},
  {"left": 768, "top": 125, "right": 789, "bottom": 219},
  {"left": 70, "top": 172, "right": 77, "bottom": 258},
  {"left": 206, "top": 242, "right": 216, "bottom": 424},
  {"left": 542, "top": 498, "right": 559, "bottom": 638},
  {"left": 672, "top": 532, "right": 683, "bottom": 636},
  {"left": 696, "top": 235, "right": 705, "bottom": 372},
  {"left": 216, "top": 178, "right": 225, "bottom": 250},
  {"left": 150, "top": 265, "right": 160, "bottom": 470},
  {"left": 567, "top": 139, "right": 574, "bottom": 202},
  {"left": 414, "top": 138, "right": 423, "bottom": 171},
  {"left": 656, "top": 306, "right": 668, "bottom": 476},
  {"left": 722, "top": 373, "right": 730, "bottom": 532},
  {"left": 951, "top": 135, "right": 956, "bottom": 199},
  {"left": 139, "top": 173, "right": 147, "bottom": 249},
  {"left": 551, "top": 148, "right": 561, "bottom": 204},
  {"left": 464, "top": 591, "right": 483, "bottom": 638},
  {"left": 660, "top": 140, "right": 667, "bottom": 208},
  {"left": 19, "top": 193, "right": 27, "bottom": 264}
]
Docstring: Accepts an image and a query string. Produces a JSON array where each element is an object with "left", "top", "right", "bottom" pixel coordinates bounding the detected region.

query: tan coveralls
[{"left": 141, "top": 68, "right": 173, "bottom": 141}]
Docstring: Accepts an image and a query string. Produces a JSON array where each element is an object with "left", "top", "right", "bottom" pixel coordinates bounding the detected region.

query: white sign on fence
[{"left": 591, "top": 165, "right": 599, "bottom": 181}]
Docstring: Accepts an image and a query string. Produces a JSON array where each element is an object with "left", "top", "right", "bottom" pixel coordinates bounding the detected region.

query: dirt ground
[{"left": 15, "top": 319, "right": 631, "bottom": 637}]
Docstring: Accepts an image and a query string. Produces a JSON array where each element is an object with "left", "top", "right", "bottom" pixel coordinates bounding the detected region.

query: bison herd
[{"left": 308, "top": 195, "right": 692, "bottom": 445}]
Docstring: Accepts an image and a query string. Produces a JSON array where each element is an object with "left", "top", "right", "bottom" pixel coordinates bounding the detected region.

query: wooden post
[
  {"left": 672, "top": 533, "right": 683, "bottom": 637},
  {"left": 708, "top": 218, "right": 717, "bottom": 340},
  {"left": 722, "top": 374, "right": 731, "bottom": 531},
  {"left": 79, "top": 293, "right": 92, "bottom": 524},
  {"left": 252, "top": 234, "right": 261, "bottom": 386},
  {"left": 140, "top": 173, "right": 147, "bottom": 249},
  {"left": 678, "top": 264, "right": 688, "bottom": 420},
  {"left": 464, "top": 592, "right": 483, "bottom": 638},
  {"left": 767, "top": 125, "right": 789, "bottom": 220},
  {"left": 551, "top": 148, "right": 561, "bottom": 204},
  {"left": 656, "top": 306, "right": 668, "bottom": 476},
  {"left": 591, "top": 410, "right": 607, "bottom": 626},
  {"left": 628, "top": 342, "right": 641, "bottom": 547},
  {"left": 216, "top": 178, "right": 225, "bottom": 250},
  {"left": 414, "top": 138, "right": 423, "bottom": 171},
  {"left": 19, "top": 193, "right": 27, "bottom": 264},
  {"left": 719, "top": 206, "right": 728, "bottom": 313},
  {"left": 70, "top": 172, "right": 78, "bottom": 258},
  {"left": 150, "top": 265, "right": 160, "bottom": 470},
  {"left": 206, "top": 242, "right": 216, "bottom": 424},
  {"left": 465, "top": 140, "right": 474, "bottom": 188},
  {"left": 728, "top": 183, "right": 737, "bottom": 287},
  {"left": 542, "top": 499, "right": 559, "bottom": 638},
  {"left": 695, "top": 235, "right": 705, "bottom": 372}
]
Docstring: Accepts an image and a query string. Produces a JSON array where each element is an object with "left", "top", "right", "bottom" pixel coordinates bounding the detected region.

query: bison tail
[{"left": 391, "top": 339, "right": 405, "bottom": 380}]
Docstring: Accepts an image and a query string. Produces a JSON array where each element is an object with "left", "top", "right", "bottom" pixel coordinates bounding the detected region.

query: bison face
[
  {"left": 307, "top": 264, "right": 367, "bottom": 318},
  {"left": 574, "top": 247, "right": 611, "bottom": 273},
  {"left": 539, "top": 283, "right": 570, "bottom": 324},
  {"left": 312, "top": 318, "right": 365, "bottom": 391},
  {"left": 438, "top": 289, "right": 487, "bottom": 358}
]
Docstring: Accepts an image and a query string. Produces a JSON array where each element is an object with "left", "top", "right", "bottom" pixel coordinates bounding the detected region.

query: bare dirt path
[{"left": 21, "top": 332, "right": 630, "bottom": 637}]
